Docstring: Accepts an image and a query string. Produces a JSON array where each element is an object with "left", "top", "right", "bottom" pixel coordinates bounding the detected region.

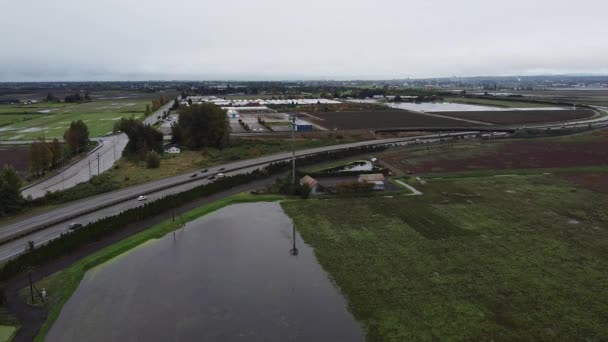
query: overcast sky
[{"left": 1, "top": 0, "right": 607, "bottom": 81}]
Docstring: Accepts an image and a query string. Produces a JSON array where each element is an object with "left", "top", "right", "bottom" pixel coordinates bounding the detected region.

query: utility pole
[
  {"left": 88, "top": 160, "right": 92, "bottom": 180},
  {"left": 290, "top": 225, "right": 298, "bottom": 256},
  {"left": 291, "top": 114, "right": 296, "bottom": 184},
  {"left": 97, "top": 152, "right": 100, "bottom": 175},
  {"left": 28, "top": 268, "right": 34, "bottom": 303},
  {"left": 113, "top": 136, "right": 116, "bottom": 161}
]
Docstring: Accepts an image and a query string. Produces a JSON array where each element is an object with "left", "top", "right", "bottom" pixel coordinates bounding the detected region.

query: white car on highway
[{"left": 137, "top": 195, "right": 148, "bottom": 201}]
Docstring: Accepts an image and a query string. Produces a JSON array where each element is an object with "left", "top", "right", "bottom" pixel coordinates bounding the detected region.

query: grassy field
[
  {"left": 445, "top": 97, "right": 557, "bottom": 108},
  {"left": 21, "top": 192, "right": 285, "bottom": 341},
  {"left": 0, "top": 100, "right": 148, "bottom": 140},
  {"left": 0, "top": 325, "right": 16, "bottom": 342},
  {"left": 282, "top": 174, "right": 608, "bottom": 341}
]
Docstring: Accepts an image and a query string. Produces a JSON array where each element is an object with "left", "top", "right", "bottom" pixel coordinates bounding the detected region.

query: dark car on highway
[{"left": 68, "top": 223, "right": 83, "bottom": 230}]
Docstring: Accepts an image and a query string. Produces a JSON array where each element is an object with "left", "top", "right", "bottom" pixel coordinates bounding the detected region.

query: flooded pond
[
  {"left": 47, "top": 202, "right": 362, "bottom": 342},
  {"left": 323, "top": 160, "right": 373, "bottom": 173}
]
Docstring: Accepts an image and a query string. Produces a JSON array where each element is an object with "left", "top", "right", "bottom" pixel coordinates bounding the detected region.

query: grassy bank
[
  {"left": 24, "top": 192, "right": 284, "bottom": 341},
  {"left": 282, "top": 174, "right": 608, "bottom": 340}
]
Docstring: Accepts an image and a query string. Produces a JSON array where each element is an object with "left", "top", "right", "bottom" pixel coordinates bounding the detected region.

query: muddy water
[{"left": 46, "top": 202, "right": 362, "bottom": 342}]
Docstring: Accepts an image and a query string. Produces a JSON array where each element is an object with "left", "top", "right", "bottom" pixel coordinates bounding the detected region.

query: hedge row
[{"left": 0, "top": 143, "right": 389, "bottom": 280}]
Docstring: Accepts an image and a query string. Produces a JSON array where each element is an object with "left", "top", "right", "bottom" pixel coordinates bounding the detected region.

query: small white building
[
  {"left": 358, "top": 174, "right": 385, "bottom": 191},
  {"left": 163, "top": 144, "right": 181, "bottom": 154},
  {"left": 300, "top": 175, "right": 320, "bottom": 195}
]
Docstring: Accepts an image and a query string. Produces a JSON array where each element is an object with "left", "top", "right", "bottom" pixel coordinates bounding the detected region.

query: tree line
[{"left": 29, "top": 120, "right": 90, "bottom": 177}]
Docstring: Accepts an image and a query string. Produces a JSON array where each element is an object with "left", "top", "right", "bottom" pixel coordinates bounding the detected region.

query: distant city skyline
[{"left": 2, "top": 0, "right": 607, "bottom": 82}]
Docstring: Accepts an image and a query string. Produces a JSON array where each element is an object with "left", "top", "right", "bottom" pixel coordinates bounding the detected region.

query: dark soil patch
[
  {"left": 390, "top": 140, "right": 608, "bottom": 174},
  {"left": 435, "top": 109, "right": 595, "bottom": 125},
  {"left": 308, "top": 110, "right": 481, "bottom": 130},
  {"left": 0, "top": 146, "right": 30, "bottom": 176}
]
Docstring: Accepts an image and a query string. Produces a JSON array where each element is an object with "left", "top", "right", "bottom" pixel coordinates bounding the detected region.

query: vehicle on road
[
  {"left": 201, "top": 169, "right": 208, "bottom": 173},
  {"left": 190, "top": 173, "right": 197, "bottom": 178},
  {"left": 137, "top": 195, "right": 147, "bottom": 201},
  {"left": 68, "top": 223, "right": 83, "bottom": 230},
  {"left": 219, "top": 167, "right": 225, "bottom": 171},
  {"left": 209, "top": 175, "right": 216, "bottom": 180},
  {"left": 217, "top": 173, "right": 225, "bottom": 178}
]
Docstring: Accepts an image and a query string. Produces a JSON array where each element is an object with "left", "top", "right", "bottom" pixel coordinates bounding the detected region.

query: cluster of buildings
[{"left": 300, "top": 173, "right": 386, "bottom": 195}]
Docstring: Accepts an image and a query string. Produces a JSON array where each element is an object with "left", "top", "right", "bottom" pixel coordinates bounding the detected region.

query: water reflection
[{"left": 47, "top": 202, "right": 362, "bottom": 342}]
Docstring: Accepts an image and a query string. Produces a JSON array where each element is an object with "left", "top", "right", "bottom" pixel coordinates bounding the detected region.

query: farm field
[
  {"left": 435, "top": 109, "right": 595, "bottom": 125},
  {"left": 282, "top": 174, "right": 608, "bottom": 340},
  {"left": 378, "top": 129, "right": 608, "bottom": 175},
  {"left": 0, "top": 99, "right": 149, "bottom": 140},
  {"left": 307, "top": 110, "right": 480, "bottom": 130}
]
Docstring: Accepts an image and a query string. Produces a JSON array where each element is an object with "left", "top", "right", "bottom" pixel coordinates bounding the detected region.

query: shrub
[{"left": 146, "top": 151, "right": 161, "bottom": 169}]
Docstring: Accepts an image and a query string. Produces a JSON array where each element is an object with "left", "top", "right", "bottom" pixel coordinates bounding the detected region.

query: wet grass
[
  {"left": 0, "top": 100, "right": 148, "bottom": 140},
  {"left": 281, "top": 174, "right": 608, "bottom": 341},
  {"left": 23, "top": 192, "right": 285, "bottom": 341}
]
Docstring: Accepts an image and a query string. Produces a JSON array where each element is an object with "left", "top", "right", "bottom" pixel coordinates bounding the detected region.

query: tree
[
  {"left": 0, "top": 166, "right": 24, "bottom": 216},
  {"left": 144, "top": 104, "right": 151, "bottom": 116},
  {"left": 172, "top": 103, "right": 229, "bottom": 150},
  {"left": 114, "top": 118, "right": 163, "bottom": 157},
  {"left": 64, "top": 93, "right": 82, "bottom": 103},
  {"left": 45, "top": 93, "right": 59, "bottom": 103},
  {"left": 63, "top": 120, "right": 89, "bottom": 154},
  {"left": 146, "top": 151, "right": 161, "bottom": 168},
  {"left": 30, "top": 140, "right": 52, "bottom": 176},
  {"left": 171, "top": 98, "right": 180, "bottom": 110},
  {"left": 49, "top": 138, "right": 63, "bottom": 168}
]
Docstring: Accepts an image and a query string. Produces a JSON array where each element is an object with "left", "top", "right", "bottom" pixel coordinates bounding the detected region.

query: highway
[
  {"left": 0, "top": 132, "right": 477, "bottom": 262},
  {"left": 20, "top": 102, "right": 172, "bottom": 199}
]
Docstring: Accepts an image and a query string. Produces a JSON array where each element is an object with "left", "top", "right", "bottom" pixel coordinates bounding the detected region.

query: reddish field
[
  {"left": 0, "top": 145, "right": 30, "bottom": 176},
  {"left": 384, "top": 140, "right": 608, "bottom": 174},
  {"left": 307, "top": 110, "right": 481, "bottom": 130},
  {"left": 560, "top": 173, "right": 608, "bottom": 193},
  {"left": 434, "top": 109, "right": 595, "bottom": 125},
  {"left": 435, "top": 109, "right": 595, "bottom": 125}
]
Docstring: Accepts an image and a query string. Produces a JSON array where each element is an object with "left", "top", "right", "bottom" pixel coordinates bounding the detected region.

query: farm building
[
  {"left": 292, "top": 119, "right": 314, "bottom": 132},
  {"left": 300, "top": 175, "right": 320, "bottom": 194},
  {"left": 163, "top": 144, "right": 181, "bottom": 154},
  {"left": 358, "top": 173, "right": 385, "bottom": 191}
]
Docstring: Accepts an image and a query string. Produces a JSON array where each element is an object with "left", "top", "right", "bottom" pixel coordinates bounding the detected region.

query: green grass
[
  {"left": 0, "top": 325, "right": 17, "bottom": 342},
  {"left": 24, "top": 192, "right": 284, "bottom": 341},
  {"left": 281, "top": 174, "right": 608, "bottom": 341},
  {"left": 445, "top": 97, "right": 558, "bottom": 108},
  {"left": 0, "top": 100, "right": 148, "bottom": 140}
]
